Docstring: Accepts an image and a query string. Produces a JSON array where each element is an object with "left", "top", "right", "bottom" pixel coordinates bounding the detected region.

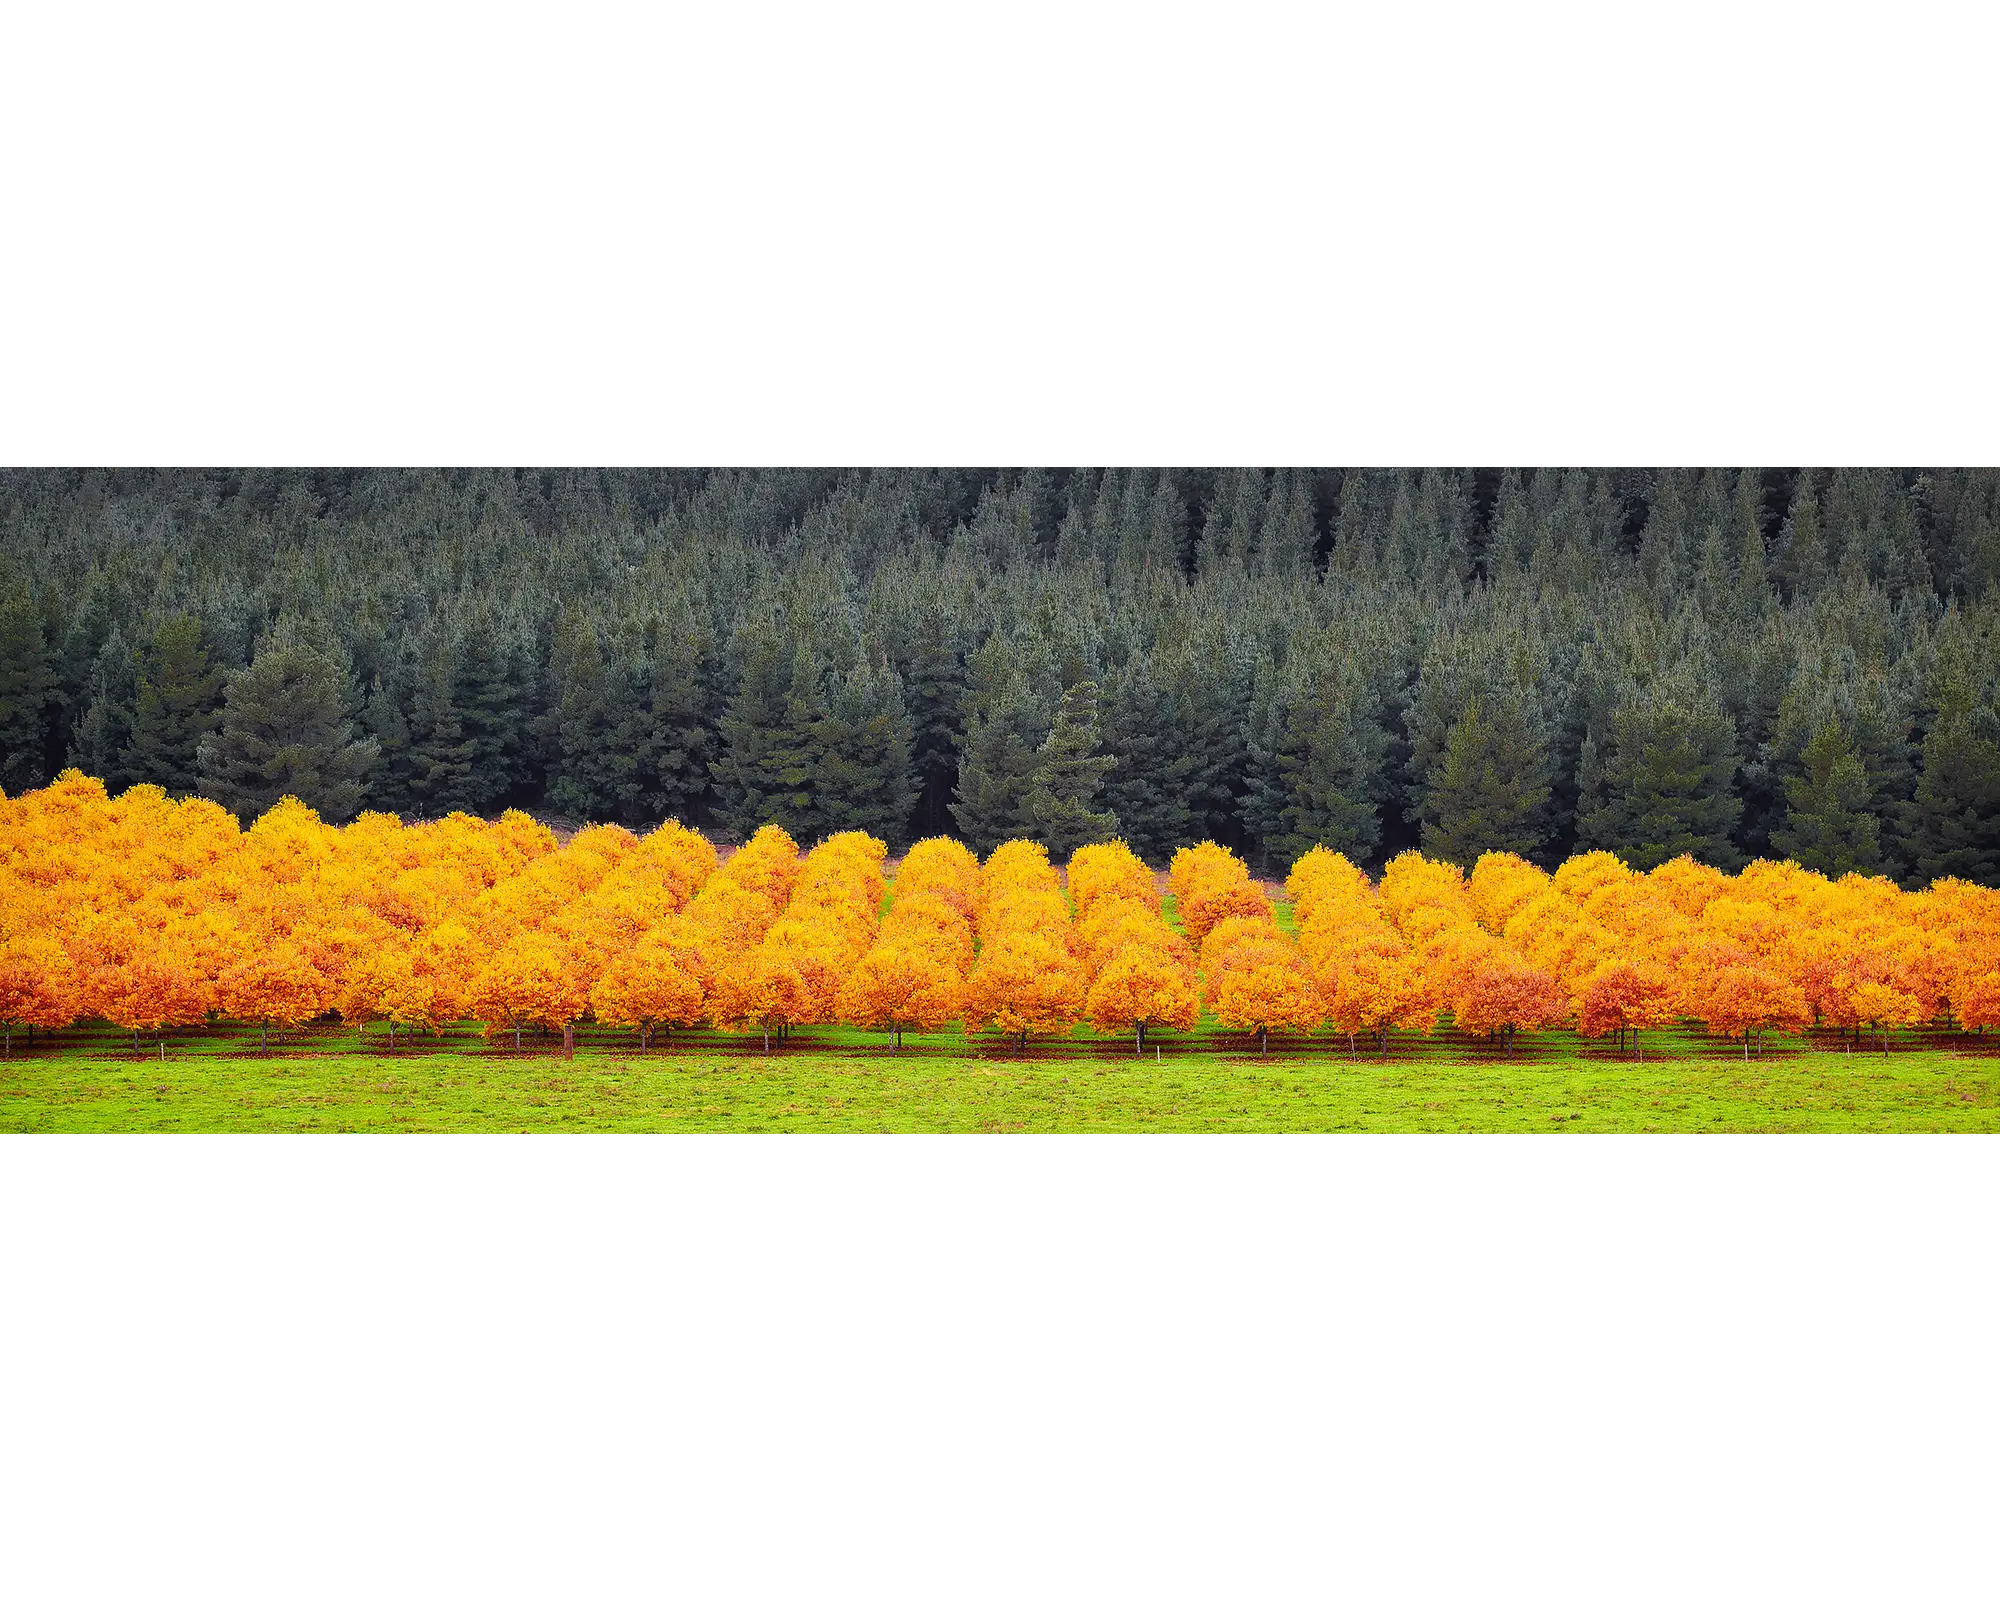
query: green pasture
[{"left": 3, "top": 1016, "right": 1996, "bottom": 1132}]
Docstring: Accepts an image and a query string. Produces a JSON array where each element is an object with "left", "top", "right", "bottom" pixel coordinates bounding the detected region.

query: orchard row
[{"left": 2, "top": 771, "right": 1997, "bottom": 1058}]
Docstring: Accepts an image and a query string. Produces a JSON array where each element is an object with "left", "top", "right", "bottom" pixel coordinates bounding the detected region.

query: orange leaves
[
  {"left": 837, "top": 939, "right": 963, "bottom": 1038},
  {"left": 836, "top": 836, "right": 977, "bottom": 1046},
  {"left": 1168, "top": 841, "right": 1271, "bottom": 941},
  {"left": 963, "top": 840, "right": 1085, "bottom": 1048},
  {"left": 5, "top": 763, "right": 1998, "bottom": 1066},
  {"left": 1084, "top": 947, "right": 1199, "bottom": 1039},
  {"left": 468, "top": 930, "right": 590, "bottom": 1048},
  {"left": 1210, "top": 954, "right": 1322, "bottom": 1045},
  {"left": 1698, "top": 964, "right": 1810, "bottom": 1048},
  {"left": 1073, "top": 840, "right": 1197, "bottom": 1048},
  {"left": 216, "top": 944, "right": 335, "bottom": 1049},
  {"left": 0, "top": 934, "right": 77, "bottom": 1034},
  {"left": 709, "top": 946, "right": 814, "bottom": 1040},
  {"left": 961, "top": 932, "right": 1086, "bottom": 1043},
  {"left": 1067, "top": 840, "right": 1159, "bottom": 918},
  {"left": 1576, "top": 962, "right": 1678, "bottom": 1041},
  {"left": 1192, "top": 846, "right": 1319, "bottom": 1050},
  {"left": 1448, "top": 959, "right": 1568, "bottom": 1042},
  {"left": 590, "top": 934, "right": 706, "bottom": 1047}
]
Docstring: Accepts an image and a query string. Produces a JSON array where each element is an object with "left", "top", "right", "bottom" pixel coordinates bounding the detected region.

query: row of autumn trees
[
  {"left": 3, "top": 771, "right": 1998, "bottom": 1060},
  {"left": 5, "top": 468, "right": 2000, "bottom": 887}
]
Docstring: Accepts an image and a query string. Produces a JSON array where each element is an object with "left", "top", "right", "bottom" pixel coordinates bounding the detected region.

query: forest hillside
[{"left": 2, "top": 467, "right": 1996, "bottom": 886}]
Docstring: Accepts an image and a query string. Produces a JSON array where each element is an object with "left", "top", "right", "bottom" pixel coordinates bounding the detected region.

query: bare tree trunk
[
  {"left": 514, "top": 1020, "right": 522, "bottom": 1054},
  {"left": 763, "top": 1025, "right": 770, "bottom": 1055},
  {"left": 1349, "top": 1031, "right": 1356, "bottom": 1062},
  {"left": 1260, "top": 1028, "right": 1268, "bottom": 1057},
  {"left": 260, "top": 1021, "right": 269, "bottom": 1059}
]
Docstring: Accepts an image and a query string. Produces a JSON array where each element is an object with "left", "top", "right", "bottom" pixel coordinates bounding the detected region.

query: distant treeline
[{"left": 1, "top": 467, "right": 1997, "bottom": 886}]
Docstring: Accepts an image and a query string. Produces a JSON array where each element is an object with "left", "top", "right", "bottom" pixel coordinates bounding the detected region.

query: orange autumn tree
[
  {"left": 962, "top": 840, "right": 1085, "bottom": 1053},
  {"left": 837, "top": 836, "right": 980, "bottom": 1051},
  {"left": 591, "top": 930, "right": 706, "bottom": 1053},
  {"left": 1200, "top": 894, "right": 1322, "bottom": 1057},
  {"left": 837, "top": 939, "right": 964, "bottom": 1051},
  {"left": 0, "top": 933, "right": 77, "bottom": 1055},
  {"left": 1448, "top": 955, "right": 1569, "bottom": 1056},
  {"left": 1695, "top": 962, "right": 1810, "bottom": 1062},
  {"left": 92, "top": 947, "right": 216, "bottom": 1056},
  {"left": 709, "top": 945, "right": 814, "bottom": 1053},
  {"left": 469, "top": 930, "right": 589, "bottom": 1054},
  {"left": 1168, "top": 841, "right": 1272, "bottom": 941},
  {"left": 1289, "top": 846, "right": 1435, "bottom": 1059},
  {"left": 1071, "top": 840, "right": 1198, "bottom": 1054},
  {"left": 216, "top": 942, "right": 335, "bottom": 1057},
  {"left": 1085, "top": 945, "right": 1200, "bottom": 1054},
  {"left": 1576, "top": 961, "right": 1678, "bottom": 1059}
]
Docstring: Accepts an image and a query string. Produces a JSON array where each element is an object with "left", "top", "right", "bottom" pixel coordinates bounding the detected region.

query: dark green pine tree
[
  {"left": 545, "top": 616, "right": 645, "bottom": 821},
  {"left": 451, "top": 619, "right": 528, "bottom": 810},
  {"left": 360, "top": 669, "right": 418, "bottom": 817},
  {"left": 1418, "top": 696, "right": 1554, "bottom": 868},
  {"left": 1020, "top": 680, "right": 1119, "bottom": 860},
  {"left": 1904, "top": 712, "right": 2000, "bottom": 886},
  {"left": 1158, "top": 645, "right": 1250, "bottom": 848},
  {"left": 1573, "top": 699, "right": 1744, "bottom": 870},
  {"left": 712, "top": 629, "right": 819, "bottom": 839},
  {"left": 408, "top": 645, "right": 478, "bottom": 817},
  {"left": 72, "top": 625, "right": 140, "bottom": 792},
  {"left": 1770, "top": 718, "right": 1881, "bottom": 877},
  {"left": 125, "top": 615, "right": 225, "bottom": 796},
  {"left": 0, "top": 587, "right": 59, "bottom": 794},
  {"left": 813, "top": 655, "right": 919, "bottom": 846},
  {"left": 1096, "top": 654, "right": 1191, "bottom": 864},
  {"left": 1775, "top": 474, "right": 1826, "bottom": 600},
  {"left": 899, "top": 608, "right": 968, "bottom": 837},
  {"left": 1902, "top": 656, "right": 2000, "bottom": 886},
  {"left": 949, "top": 652, "right": 1044, "bottom": 856},
  {"left": 635, "top": 623, "right": 713, "bottom": 824},
  {"left": 197, "top": 635, "right": 378, "bottom": 823},
  {"left": 1236, "top": 658, "right": 1292, "bottom": 869},
  {"left": 1273, "top": 658, "right": 1390, "bottom": 869}
]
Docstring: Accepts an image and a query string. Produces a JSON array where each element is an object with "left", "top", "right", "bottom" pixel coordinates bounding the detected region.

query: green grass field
[{"left": 4, "top": 1017, "right": 1997, "bottom": 1131}]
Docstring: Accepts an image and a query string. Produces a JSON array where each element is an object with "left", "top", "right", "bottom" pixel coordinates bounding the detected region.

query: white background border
[{"left": 4, "top": 4, "right": 1998, "bottom": 1595}]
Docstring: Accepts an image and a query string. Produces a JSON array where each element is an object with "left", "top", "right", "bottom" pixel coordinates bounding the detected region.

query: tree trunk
[
  {"left": 640, "top": 1022, "right": 648, "bottom": 1056},
  {"left": 260, "top": 1020, "right": 269, "bottom": 1059},
  {"left": 1349, "top": 1031, "right": 1356, "bottom": 1062},
  {"left": 133, "top": 1030, "right": 141, "bottom": 1057},
  {"left": 159, "top": 1040, "right": 165, "bottom": 1063},
  {"left": 3, "top": 1025, "right": 9, "bottom": 1058},
  {"left": 763, "top": 1025, "right": 770, "bottom": 1055},
  {"left": 1260, "top": 1028, "right": 1268, "bottom": 1058},
  {"left": 563, "top": 1023, "right": 574, "bottom": 1060},
  {"left": 1135, "top": 1021, "right": 1144, "bottom": 1056},
  {"left": 1743, "top": 1032, "right": 1749, "bottom": 1063},
  {"left": 514, "top": 1020, "right": 522, "bottom": 1054}
]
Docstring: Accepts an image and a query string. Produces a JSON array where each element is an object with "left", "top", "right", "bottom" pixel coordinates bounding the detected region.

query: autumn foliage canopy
[{"left": 1, "top": 770, "right": 1996, "bottom": 1060}]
